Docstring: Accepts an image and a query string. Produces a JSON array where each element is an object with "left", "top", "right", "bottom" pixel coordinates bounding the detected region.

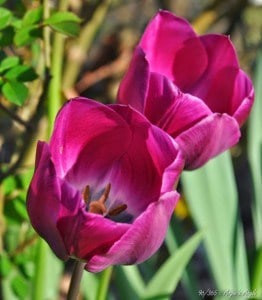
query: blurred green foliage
[{"left": 0, "top": 0, "right": 261, "bottom": 299}]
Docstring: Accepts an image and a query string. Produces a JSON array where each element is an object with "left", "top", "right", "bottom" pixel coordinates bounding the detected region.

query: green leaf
[
  {"left": 0, "top": 50, "right": 6, "bottom": 60},
  {"left": 182, "top": 152, "right": 250, "bottom": 292},
  {"left": 4, "top": 196, "right": 28, "bottom": 224},
  {"left": 22, "top": 6, "right": 43, "bottom": 26},
  {"left": 0, "top": 8, "right": 12, "bottom": 30},
  {"left": 0, "top": 253, "right": 12, "bottom": 277},
  {"left": 14, "top": 25, "right": 42, "bottom": 47},
  {"left": 44, "top": 11, "right": 81, "bottom": 25},
  {"left": 165, "top": 220, "right": 200, "bottom": 300},
  {"left": 0, "top": 0, "right": 7, "bottom": 5},
  {"left": 0, "top": 56, "right": 20, "bottom": 73},
  {"left": 51, "top": 21, "right": 80, "bottom": 36},
  {"left": 2, "top": 176, "right": 17, "bottom": 195},
  {"left": 142, "top": 232, "right": 202, "bottom": 299},
  {"left": 248, "top": 48, "right": 262, "bottom": 248},
  {"left": 11, "top": 16, "right": 22, "bottom": 29},
  {"left": 32, "top": 240, "right": 63, "bottom": 300},
  {"left": 11, "top": 274, "right": 28, "bottom": 299},
  {"left": 0, "top": 26, "right": 15, "bottom": 46},
  {"left": 2, "top": 81, "right": 28, "bottom": 106},
  {"left": 248, "top": 49, "right": 262, "bottom": 299},
  {"left": 44, "top": 11, "right": 81, "bottom": 36},
  {"left": 4, "top": 65, "right": 38, "bottom": 82}
]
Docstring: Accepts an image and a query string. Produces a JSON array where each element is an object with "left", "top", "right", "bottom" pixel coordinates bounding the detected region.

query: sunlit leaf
[
  {"left": 248, "top": 48, "right": 262, "bottom": 298},
  {"left": 0, "top": 253, "right": 12, "bottom": 277},
  {"left": 4, "top": 65, "right": 38, "bottom": 82},
  {"left": 44, "top": 11, "right": 81, "bottom": 25},
  {"left": 0, "top": 8, "right": 12, "bottom": 30},
  {"left": 11, "top": 274, "right": 29, "bottom": 299},
  {"left": 44, "top": 11, "right": 81, "bottom": 36},
  {"left": 0, "top": 56, "right": 20, "bottom": 73},
  {"left": 182, "top": 152, "right": 249, "bottom": 292},
  {"left": 14, "top": 25, "right": 42, "bottom": 47},
  {"left": 142, "top": 232, "right": 202, "bottom": 299},
  {"left": 2, "top": 81, "right": 28, "bottom": 106},
  {"left": 32, "top": 240, "right": 63, "bottom": 300},
  {"left": 22, "top": 6, "right": 43, "bottom": 26}
]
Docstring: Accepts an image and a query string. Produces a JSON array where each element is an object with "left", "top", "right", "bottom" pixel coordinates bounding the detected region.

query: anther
[
  {"left": 86, "top": 183, "right": 111, "bottom": 215},
  {"left": 97, "top": 183, "right": 111, "bottom": 203},
  {"left": 108, "top": 204, "right": 128, "bottom": 217},
  {"left": 82, "top": 183, "right": 128, "bottom": 218},
  {"left": 82, "top": 185, "right": 90, "bottom": 204}
]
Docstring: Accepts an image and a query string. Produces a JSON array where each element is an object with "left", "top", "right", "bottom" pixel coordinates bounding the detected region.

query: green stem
[
  {"left": 47, "top": 0, "right": 69, "bottom": 134},
  {"left": 96, "top": 267, "right": 113, "bottom": 300},
  {"left": 63, "top": 0, "right": 111, "bottom": 89},
  {"left": 67, "top": 261, "right": 85, "bottom": 300},
  {"left": 32, "top": 239, "right": 48, "bottom": 300},
  {"left": 43, "top": 0, "right": 51, "bottom": 68},
  {"left": 251, "top": 246, "right": 262, "bottom": 299},
  {"left": 33, "top": 1, "right": 70, "bottom": 297}
]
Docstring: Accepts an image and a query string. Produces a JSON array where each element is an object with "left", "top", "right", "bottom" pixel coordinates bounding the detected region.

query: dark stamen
[
  {"left": 82, "top": 183, "right": 127, "bottom": 218},
  {"left": 82, "top": 185, "right": 90, "bottom": 204},
  {"left": 108, "top": 204, "right": 128, "bottom": 217}
]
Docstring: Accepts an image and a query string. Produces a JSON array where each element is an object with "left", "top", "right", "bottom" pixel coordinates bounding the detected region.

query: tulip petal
[
  {"left": 144, "top": 72, "right": 181, "bottom": 124},
  {"left": 145, "top": 73, "right": 212, "bottom": 137},
  {"left": 139, "top": 10, "right": 208, "bottom": 90},
  {"left": 50, "top": 98, "right": 131, "bottom": 181},
  {"left": 175, "top": 114, "right": 241, "bottom": 169},
  {"left": 27, "top": 142, "right": 81, "bottom": 260},
  {"left": 51, "top": 99, "right": 182, "bottom": 216},
  {"left": 188, "top": 35, "right": 240, "bottom": 110},
  {"left": 57, "top": 211, "right": 130, "bottom": 261},
  {"left": 231, "top": 70, "right": 255, "bottom": 126},
  {"left": 117, "top": 47, "right": 150, "bottom": 112},
  {"left": 85, "top": 191, "right": 179, "bottom": 272},
  {"left": 108, "top": 105, "right": 183, "bottom": 213}
]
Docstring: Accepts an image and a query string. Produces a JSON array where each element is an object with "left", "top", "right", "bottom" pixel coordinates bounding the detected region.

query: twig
[
  {"left": 0, "top": 70, "right": 51, "bottom": 182},
  {"left": 0, "top": 101, "right": 32, "bottom": 130},
  {"left": 75, "top": 49, "right": 131, "bottom": 93},
  {"left": 9, "top": 233, "right": 38, "bottom": 258}
]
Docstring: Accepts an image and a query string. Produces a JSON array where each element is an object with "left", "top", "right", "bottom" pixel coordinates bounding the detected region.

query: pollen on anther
[{"left": 82, "top": 185, "right": 90, "bottom": 204}]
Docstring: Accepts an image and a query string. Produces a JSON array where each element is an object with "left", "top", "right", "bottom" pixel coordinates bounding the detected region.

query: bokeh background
[{"left": 0, "top": 0, "right": 261, "bottom": 299}]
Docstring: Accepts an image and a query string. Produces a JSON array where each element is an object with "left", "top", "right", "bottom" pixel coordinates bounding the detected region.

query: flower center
[{"left": 82, "top": 183, "right": 127, "bottom": 217}]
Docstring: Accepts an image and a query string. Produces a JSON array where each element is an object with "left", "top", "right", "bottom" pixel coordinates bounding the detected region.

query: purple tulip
[
  {"left": 27, "top": 98, "right": 184, "bottom": 272},
  {"left": 118, "top": 10, "right": 254, "bottom": 169}
]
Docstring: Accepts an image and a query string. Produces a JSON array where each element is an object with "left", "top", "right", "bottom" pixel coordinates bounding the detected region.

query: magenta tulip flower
[
  {"left": 27, "top": 98, "right": 184, "bottom": 272},
  {"left": 118, "top": 10, "right": 254, "bottom": 169}
]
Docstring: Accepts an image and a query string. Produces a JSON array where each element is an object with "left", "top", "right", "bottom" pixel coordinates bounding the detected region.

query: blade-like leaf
[
  {"left": 32, "top": 240, "right": 63, "bottom": 300},
  {"left": 182, "top": 152, "right": 250, "bottom": 294},
  {"left": 248, "top": 48, "right": 262, "bottom": 248},
  {"left": 248, "top": 48, "right": 262, "bottom": 298},
  {"left": 81, "top": 270, "right": 100, "bottom": 300},
  {"left": 165, "top": 220, "right": 200, "bottom": 300},
  {"left": 141, "top": 231, "right": 202, "bottom": 299}
]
